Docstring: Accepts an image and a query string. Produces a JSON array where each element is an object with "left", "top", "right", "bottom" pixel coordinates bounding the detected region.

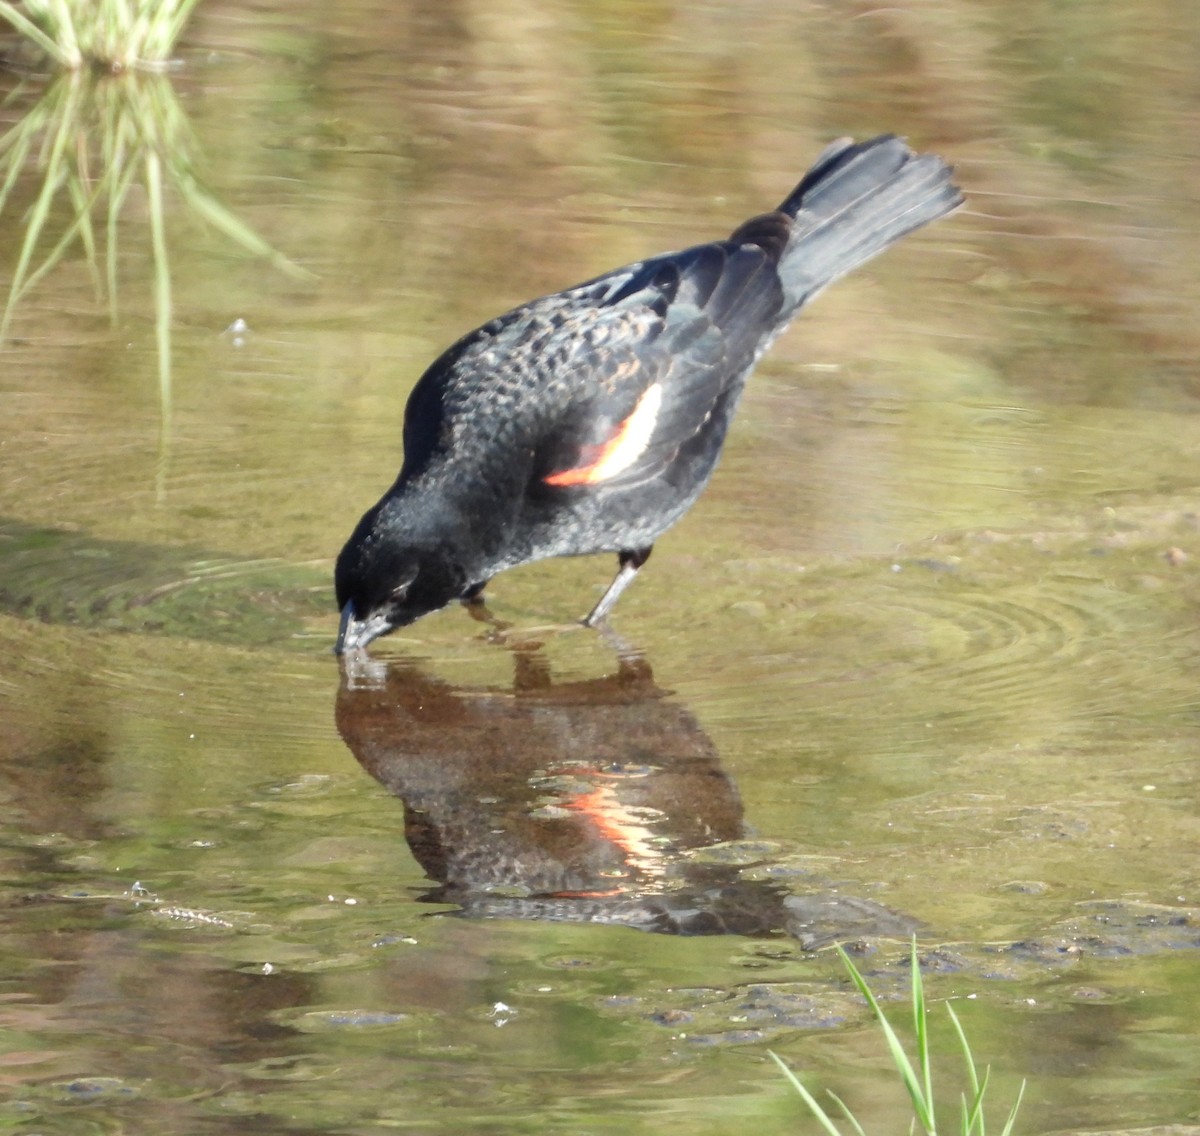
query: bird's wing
[
  {"left": 397, "top": 236, "right": 787, "bottom": 493},
  {"left": 531, "top": 240, "right": 787, "bottom": 493}
]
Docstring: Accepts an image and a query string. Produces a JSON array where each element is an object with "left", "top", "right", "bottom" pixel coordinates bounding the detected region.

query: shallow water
[{"left": 2, "top": 1, "right": 1200, "bottom": 1133}]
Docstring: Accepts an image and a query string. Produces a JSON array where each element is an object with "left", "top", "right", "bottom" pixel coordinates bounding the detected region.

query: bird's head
[{"left": 334, "top": 502, "right": 469, "bottom": 654}]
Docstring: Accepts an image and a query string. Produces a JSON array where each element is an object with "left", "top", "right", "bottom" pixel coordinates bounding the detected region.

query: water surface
[{"left": 2, "top": 2, "right": 1200, "bottom": 1132}]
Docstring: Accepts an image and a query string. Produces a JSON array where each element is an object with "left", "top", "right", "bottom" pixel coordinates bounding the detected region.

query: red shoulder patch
[{"left": 543, "top": 383, "right": 663, "bottom": 487}]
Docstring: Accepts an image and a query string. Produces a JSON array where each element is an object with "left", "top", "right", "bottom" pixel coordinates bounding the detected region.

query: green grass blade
[
  {"left": 0, "top": 97, "right": 49, "bottom": 162},
  {"left": 826, "top": 1090, "right": 868, "bottom": 1136},
  {"left": 947, "top": 1002, "right": 988, "bottom": 1134},
  {"left": 0, "top": 1, "right": 77, "bottom": 67},
  {"left": 1, "top": 0, "right": 202, "bottom": 69},
  {"left": 173, "top": 168, "right": 314, "bottom": 279},
  {"left": 973, "top": 1067, "right": 993, "bottom": 1136},
  {"left": 105, "top": 155, "right": 139, "bottom": 323},
  {"left": 65, "top": 165, "right": 102, "bottom": 297},
  {"left": 947, "top": 995, "right": 1026, "bottom": 1136},
  {"left": 0, "top": 111, "right": 44, "bottom": 217},
  {"left": 946, "top": 1003, "right": 982, "bottom": 1098},
  {"left": 101, "top": 87, "right": 136, "bottom": 318},
  {"left": 909, "top": 940, "right": 935, "bottom": 1130},
  {"left": 21, "top": 176, "right": 96, "bottom": 296},
  {"left": 837, "top": 944, "right": 937, "bottom": 1134},
  {"left": 0, "top": 77, "right": 81, "bottom": 342},
  {"left": 775, "top": 949, "right": 1024, "bottom": 1136},
  {"left": 45, "top": 0, "right": 81, "bottom": 66},
  {"left": 144, "top": 149, "right": 172, "bottom": 415},
  {"left": 958, "top": 1062, "right": 991, "bottom": 1136},
  {"left": 2, "top": 76, "right": 35, "bottom": 111},
  {"left": 768, "top": 1050, "right": 845, "bottom": 1136},
  {"left": 999, "top": 1080, "right": 1026, "bottom": 1136},
  {"left": 141, "top": 0, "right": 202, "bottom": 60}
]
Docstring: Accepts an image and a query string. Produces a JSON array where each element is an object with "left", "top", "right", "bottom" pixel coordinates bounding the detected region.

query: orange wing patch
[
  {"left": 561, "top": 782, "right": 666, "bottom": 885},
  {"left": 543, "top": 382, "right": 663, "bottom": 487}
]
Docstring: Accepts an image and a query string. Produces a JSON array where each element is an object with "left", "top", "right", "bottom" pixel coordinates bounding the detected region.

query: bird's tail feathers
[{"left": 773, "top": 135, "right": 963, "bottom": 315}]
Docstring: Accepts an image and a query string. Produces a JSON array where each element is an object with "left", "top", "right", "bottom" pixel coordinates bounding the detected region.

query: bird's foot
[{"left": 462, "top": 594, "right": 512, "bottom": 630}]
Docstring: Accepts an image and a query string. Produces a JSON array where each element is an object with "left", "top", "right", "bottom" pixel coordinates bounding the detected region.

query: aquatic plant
[
  {"left": 771, "top": 940, "right": 1025, "bottom": 1136},
  {"left": 0, "top": 3, "right": 309, "bottom": 423},
  {"left": 0, "top": 0, "right": 202, "bottom": 72},
  {"left": 0, "top": 65, "right": 305, "bottom": 409}
]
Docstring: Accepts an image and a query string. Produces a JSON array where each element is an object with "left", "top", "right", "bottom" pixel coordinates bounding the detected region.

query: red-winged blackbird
[{"left": 335, "top": 135, "right": 963, "bottom": 653}]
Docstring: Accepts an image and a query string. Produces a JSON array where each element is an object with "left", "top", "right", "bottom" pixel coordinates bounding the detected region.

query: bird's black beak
[{"left": 335, "top": 600, "right": 359, "bottom": 656}]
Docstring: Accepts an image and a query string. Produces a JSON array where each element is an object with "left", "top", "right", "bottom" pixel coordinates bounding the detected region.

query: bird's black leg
[{"left": 583, "top": 546, "right": 652, "bottom": 627}]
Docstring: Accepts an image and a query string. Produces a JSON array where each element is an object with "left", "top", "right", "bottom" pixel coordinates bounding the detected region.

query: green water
[{"left": 2, "top": 1, "right": 1200, "bottom": 1132}]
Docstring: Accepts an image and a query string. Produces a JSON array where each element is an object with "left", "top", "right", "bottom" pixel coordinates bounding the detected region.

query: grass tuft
[
  {"left": 0, "top": 66, "right": 310, "bottom": 409},
  {"left": 0, "top": 0, "right": 204, "bottom": 72},
  {"left": 771, "top": 938, "right": 1025, "bottom": 1135}
]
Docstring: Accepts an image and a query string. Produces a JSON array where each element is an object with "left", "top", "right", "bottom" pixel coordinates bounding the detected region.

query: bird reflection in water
[{"left": 335, "top": 643, "right": 915, "bottom": 946}]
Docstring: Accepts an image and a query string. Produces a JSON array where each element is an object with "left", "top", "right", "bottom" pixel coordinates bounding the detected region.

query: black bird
[{"left": 335, "top": 135, "right": 963, "bottom": 652}]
